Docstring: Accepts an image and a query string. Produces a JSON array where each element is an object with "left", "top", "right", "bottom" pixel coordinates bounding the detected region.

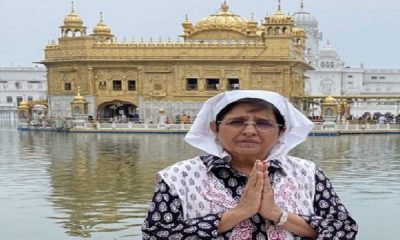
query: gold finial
[
  {"left": 221, "top": 0, "right": 229, "bottom": 12},
  {"left": 251, "top": 12, "right": 255, "bottom": 20},
  {"left": 185, "top": 14, "right": 189, "bottom": 21},
  {"left": 278, "top": 0, "right": 281, "bottom": 11},
  {"left": 300, "top": 0, "right": 304, "bottom": 10},
  {"left": 71, "top": 1, "right": 75, "bottom": 13},
  {"left": 100, "top": 12, "right": 103, "bottom": 22}
]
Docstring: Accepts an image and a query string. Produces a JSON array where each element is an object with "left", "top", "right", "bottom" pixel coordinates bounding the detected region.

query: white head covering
[{"left": 184, "top": 90, "right": 314, "bottom": 160}]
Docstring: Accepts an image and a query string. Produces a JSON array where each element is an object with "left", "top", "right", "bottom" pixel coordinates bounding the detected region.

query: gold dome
[
  {"left": 72, "top": 92, "right": 86, "bottom": 103},
  {"left": 193, "top": 2, "right": 248, "bottom": 34},
  {"left": 268, "top": 0, "right": 293, "bottom": 22},
  {"left": 72, "top": 87, "right": 86, "bottom": 103},
  {"left": 63, "top": 2, "right": 84, "bottom": 27},
  {"left": 73, "top": 94, "right": 85, "bottom": 101},
  {"left": 64, "top": 12, "right": 83, "bottom": 26},
  {"left": 18, "top": 100, "right": 29, "bottom": 108},
  {"left": 322, "top": 96, "right": 337, "bottom": 105},
  {"left": 247, "top": 13, "right": 258, "bottom": 25},
  {"left": 60, "top": 2, "right": 87, "bottom": 38},
  {"left": 93, "top": 12, "right": 112, "bottom": 35},
  {"left": 182, "top": 15, "right": 193, "bottom": 29},
  {"left": 270, "top": 10, "right": 286, "bottom": 20}
]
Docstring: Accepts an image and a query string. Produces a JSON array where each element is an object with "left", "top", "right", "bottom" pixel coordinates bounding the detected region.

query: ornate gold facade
[{"left": 41, "top": 2, "right": 312, "bottom": 120}]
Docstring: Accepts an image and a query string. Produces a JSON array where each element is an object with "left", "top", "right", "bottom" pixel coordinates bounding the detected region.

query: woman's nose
[{"left": 242, "top": 122, "right": 257, "bottom": 134}]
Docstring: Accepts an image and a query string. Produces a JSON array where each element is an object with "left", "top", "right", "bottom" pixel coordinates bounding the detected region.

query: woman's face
[{"left": 211, "top": 103, "right": 283, "bottom": 162}]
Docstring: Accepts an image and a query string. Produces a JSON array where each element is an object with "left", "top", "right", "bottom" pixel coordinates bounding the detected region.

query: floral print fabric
[{"left": 142, "top": 155, "right": 358, "bottom": 239}]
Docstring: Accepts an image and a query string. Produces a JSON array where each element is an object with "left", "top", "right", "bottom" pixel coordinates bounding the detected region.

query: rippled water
[{"left": 0, "top": 128, "right": 399, "bottom": 239}]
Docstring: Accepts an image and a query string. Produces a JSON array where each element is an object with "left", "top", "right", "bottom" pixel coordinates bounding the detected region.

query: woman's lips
[
  {"left": 237, "top": 139, "right": 259, "bottom": 143},
  {"left": 236, "top": 140, "right": 259, "bottom": 147}
]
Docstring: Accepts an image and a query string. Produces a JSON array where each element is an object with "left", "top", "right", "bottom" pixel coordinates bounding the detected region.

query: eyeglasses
[{"left": 217, "top": 119, "right": 283, "bottom": 131}]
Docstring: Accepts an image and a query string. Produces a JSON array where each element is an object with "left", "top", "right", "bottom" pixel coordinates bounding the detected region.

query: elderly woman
[{"left": 142, "top": 90, "right": 358, "bottom": 239}]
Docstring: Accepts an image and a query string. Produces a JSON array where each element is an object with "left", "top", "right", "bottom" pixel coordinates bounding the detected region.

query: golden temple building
[{"left": 40, "top": 1, "right": 312, "bottom": 122}]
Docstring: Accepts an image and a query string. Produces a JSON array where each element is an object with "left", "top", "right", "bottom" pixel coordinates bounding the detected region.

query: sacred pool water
[{"left": 0, "top": 128, "right": 399, "bottom": 239}]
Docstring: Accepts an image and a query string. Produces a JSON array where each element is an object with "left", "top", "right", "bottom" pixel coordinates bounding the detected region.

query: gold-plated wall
[{"left": 41, "top": 3, "right": 312, "bottom": 117}]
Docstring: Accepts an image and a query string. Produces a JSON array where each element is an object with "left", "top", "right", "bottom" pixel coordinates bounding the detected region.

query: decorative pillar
[
  {"left": 321, "top": 96, "right": 337, "bottom": 123},
  {"left": 70, "top": 86, "right": 88, "bottom": 119},
  {"left": 17, "top": 100, "right": 30, "bottom": 127},
  {"left": 17, "top": 100, "right": 30, "bottom": 120}
]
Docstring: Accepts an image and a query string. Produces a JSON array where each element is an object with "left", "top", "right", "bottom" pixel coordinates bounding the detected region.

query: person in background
[
  {"left": 142, "top": 90, "right": 358, "bottom": 239},
  {"left": 378, "top": 115, "right": 386, "bottom": 124},
  {"left": 180, "top": 113, "right": 189, "bottom": 124}
]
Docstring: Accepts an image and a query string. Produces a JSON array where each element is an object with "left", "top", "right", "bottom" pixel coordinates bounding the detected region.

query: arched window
[
  {"left": 65, "top": 29, "right": 72, "bottom": 37},
  {"left": 74, "top": 30, "right": 82, "bottom": 37},
  {"left": 325, "top": 108, "right": 334, "bottom": 116},
  {"left": 326, "top": 62, "right": 331, "bottom": 68},
  {"left": 73, "top": 106, "right": 81, "bottom": 114}
]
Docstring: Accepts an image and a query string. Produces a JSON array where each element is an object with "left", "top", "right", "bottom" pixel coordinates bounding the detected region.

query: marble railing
[{"left": 71, "top": 120, "right": 399, "bottom": 132}]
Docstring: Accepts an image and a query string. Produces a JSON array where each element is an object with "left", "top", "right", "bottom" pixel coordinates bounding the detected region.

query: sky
[{"left": 1, "top": 0, "right": 400, "bottom": 69}]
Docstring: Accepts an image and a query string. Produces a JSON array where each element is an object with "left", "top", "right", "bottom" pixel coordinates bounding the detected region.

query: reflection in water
[
  {"left": 292, "top": 135, "right": 400, "bottom": 201},
  {"left": 0, "top": 129, "right": 399, "bottom": 239},
  {"left": 41, "top": 133, "right": 201, "bottom": 238}
]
